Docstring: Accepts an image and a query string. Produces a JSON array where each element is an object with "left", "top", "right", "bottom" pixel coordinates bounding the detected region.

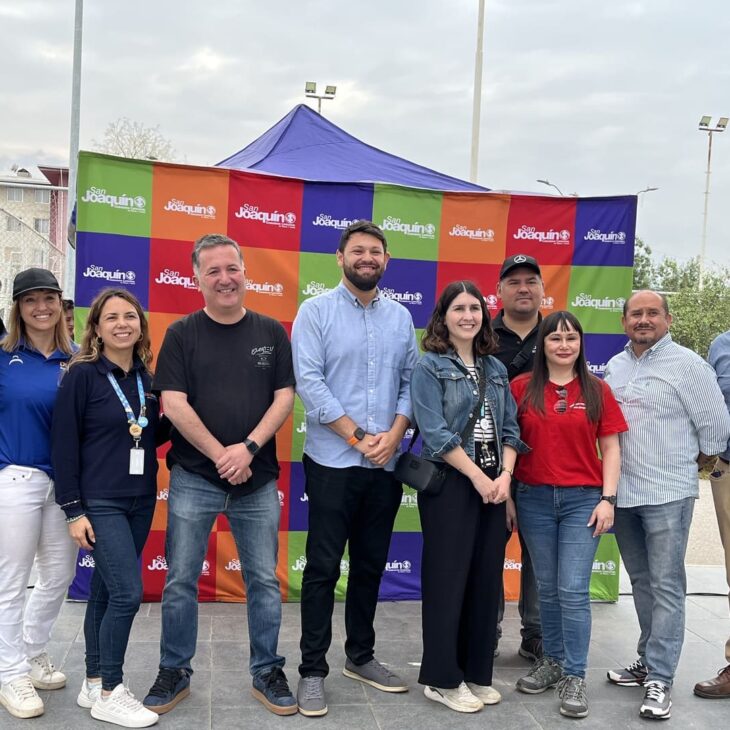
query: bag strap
[
  {"left": 405, "top": 358, "right": 487, "bottom": 454},
  {"left": 506, "top": 336, "right": 535, "bottom": 380}
]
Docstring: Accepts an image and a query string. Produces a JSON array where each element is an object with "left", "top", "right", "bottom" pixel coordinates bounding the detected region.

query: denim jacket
[{"left": 410, "top": 349, "right": 529, "bottom": 469}]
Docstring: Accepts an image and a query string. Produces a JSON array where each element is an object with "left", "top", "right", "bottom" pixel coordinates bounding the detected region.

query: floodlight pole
[
  {"left": 699, "top": 129, "right": 714, "bottom": 291},
  {"left": 469, "top": 0, "right": 485, "bottom": 182}
]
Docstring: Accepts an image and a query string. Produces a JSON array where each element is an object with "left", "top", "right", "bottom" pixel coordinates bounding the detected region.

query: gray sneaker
[
  {"left": 297, "top": 676, "right": 327, "bottom": 717},
  {"left": 556, "top": 675, "right": 588, "bottom": 718},
  {"left": 343, "top": 658, "right": 408, "bottom": 693},
  {"left": 516, "top": 656, "right": 563, "bottom": 694},
  {"left": 639, "top": 681, "right": 671, "bottom": 720}
]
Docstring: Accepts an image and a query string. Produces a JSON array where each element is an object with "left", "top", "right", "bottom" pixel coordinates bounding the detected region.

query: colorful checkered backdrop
[{"left": 68, "top": 151, "right": 633, "bottom": 603}]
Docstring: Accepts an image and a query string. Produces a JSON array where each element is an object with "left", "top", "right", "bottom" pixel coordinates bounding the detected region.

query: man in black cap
[{"left": 493, "top": 254, "right": 544, "bottom": 662}]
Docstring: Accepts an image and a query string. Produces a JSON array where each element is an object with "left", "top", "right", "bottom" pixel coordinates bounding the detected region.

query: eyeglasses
[{"left": 554, "top": 387, "right": 568, "bottom": 414}]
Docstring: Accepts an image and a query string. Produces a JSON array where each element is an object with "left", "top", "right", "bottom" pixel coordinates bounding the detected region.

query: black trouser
[
  {"left": 298, "top": 455, "right": 402, "bottom": 677},
  {"left": 418, "top": 465, "right": 506, "bottom": 688}
]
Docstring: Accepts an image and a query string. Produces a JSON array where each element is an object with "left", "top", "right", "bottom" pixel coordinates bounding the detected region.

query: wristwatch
[
  {"left": 600, "top": 495, "right": 617, "bottom": 505},
  {"left": 346, "top": 427, "right": 366, "bottom": 446},
  {"left": 244, "top": 438, "right": 260, "bottom": 456}
]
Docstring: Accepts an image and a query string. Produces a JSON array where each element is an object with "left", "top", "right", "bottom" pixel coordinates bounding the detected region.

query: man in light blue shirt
[
  {"left": 605, "top": 291, "right": 730, "bottom": 720},
  {"left": 291, "top": 220, "right": 418, "bottom": 717},
  {"left": 694, "top": 329, "right": 730, "bottom": 698}
]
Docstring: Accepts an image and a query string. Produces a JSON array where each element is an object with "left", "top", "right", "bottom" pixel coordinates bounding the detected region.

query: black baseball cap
[
  {"left": 12, "top": 268, "right": 62, "bottom": 300},
  {"left": 499, "top": 254, "right": 541, "bottom": 280}
]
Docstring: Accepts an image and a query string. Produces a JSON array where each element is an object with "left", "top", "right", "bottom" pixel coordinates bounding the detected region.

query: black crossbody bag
[{"left": 395, "top": 361, "right": 487, "bottom": 495}]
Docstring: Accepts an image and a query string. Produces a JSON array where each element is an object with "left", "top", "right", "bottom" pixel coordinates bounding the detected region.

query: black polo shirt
[{"left": 492, "top": 310, "right": 541, "bottom": 380}]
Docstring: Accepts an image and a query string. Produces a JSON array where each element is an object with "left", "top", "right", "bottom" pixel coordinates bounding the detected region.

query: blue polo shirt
[{"left": 0, "top": 341, "right": 72, "bottom": 477}]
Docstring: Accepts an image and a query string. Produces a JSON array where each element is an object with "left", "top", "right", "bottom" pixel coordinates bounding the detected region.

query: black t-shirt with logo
[{"left": 153, "top": 309, "right": 295, "bottom": 495}]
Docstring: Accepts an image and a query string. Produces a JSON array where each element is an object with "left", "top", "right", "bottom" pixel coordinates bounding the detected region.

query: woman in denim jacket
[{"left": 410, "top": 280, "right": 528, "bottom": 714}]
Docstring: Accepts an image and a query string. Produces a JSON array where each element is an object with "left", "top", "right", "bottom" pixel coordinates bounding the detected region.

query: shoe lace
[
  {"left": 644, "top": 681, "right": 666, "bottom": 702},
  {"left": 718, "top": 665, "right": 730, "bottom": 678},
  {"left": 301, "top": 676, "right": 323, "bottom": 701},
  {"left": 556, "top": 676, "right": 586, "bottom": 703},
  {"left": 31, "top": 653, "right": 54, "bottom": 674},
  {"left": 148, "top": 668, "right": 183, "bottom": 697},
  {"left": 265, "top": 667, "right": 291, "bottom": 699},
  {"left": 10, "top": 676, "right": 37, "bottom": 701},
  {"left": 626, "top": 659, "right": 646, "bottom": 674},
  {"left": 529, "top": 656, "right": 559, "bottom": 682},
  {"left": 365, "top": 659, "right": 396, "bottom": 681},
  {"left": 457, "top": 682, "right": 476, "bottom": 701},
  {"left": 111, "top": 686, "right": 144, "bottom": 711}
]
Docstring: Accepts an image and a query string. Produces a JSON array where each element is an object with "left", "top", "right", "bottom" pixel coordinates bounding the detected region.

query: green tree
[{"left": 632, "top": 237, "right": 656, "bottom": 290}]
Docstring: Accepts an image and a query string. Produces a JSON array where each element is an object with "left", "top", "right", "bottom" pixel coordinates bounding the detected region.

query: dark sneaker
[
  {"left": 516, "top": 656, "right": 563, "bottom": 694},
  {"left": 518, "top": 637, "right": 544, "bottom": 662},
  {"left": 297, "top": 676, "right": 327, "bottom": 717},
  {"left": 142, "top": 668, "right": 190, "bottom": 714},
  {"left": 252, "top": 667, "right": 297, "bottom": 716},
  {"left": 557, "top": 675, "right": 589, "bottom": 718},
  {"left": 343, "top": 658, "right": 408, "bottom": 693},
  {"left": 607, "top": 658, "right": 648, "bottom": 687},
  {"left": 640, "top": 681, "right": 671, "bottom": 720}
]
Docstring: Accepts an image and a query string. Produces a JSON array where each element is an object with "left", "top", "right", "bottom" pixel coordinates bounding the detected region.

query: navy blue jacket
[{"left": 52, "top": 356, "right": 165, "bottom": 519}]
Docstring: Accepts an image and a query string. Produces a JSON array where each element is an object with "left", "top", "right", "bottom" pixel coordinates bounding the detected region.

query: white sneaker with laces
[
  {"left": 28, "top": 652, "right": 66, "bottom": 690},
  {"left": 91, "top": 684, "right": 159, "bottom": 727},
  {"left": 424, "top": 681, "right": 484, "bottom": 713},
  {"left": 78, "top": 678, "right": 102, "bottom": 709},
  {"left": 0, "top": 674, "right": 44, "bottom": 718},
  {"left": 466, "top": 682, "right": 501, "bottom": 704}
]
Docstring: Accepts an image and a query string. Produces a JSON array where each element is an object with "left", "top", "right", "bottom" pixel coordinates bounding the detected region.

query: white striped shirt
[
  {"left": 605, "top": 333, "right": 730, "bottom": 508},
  {"left": 465, "top": 364, "right": 496, "bottom": 443}
]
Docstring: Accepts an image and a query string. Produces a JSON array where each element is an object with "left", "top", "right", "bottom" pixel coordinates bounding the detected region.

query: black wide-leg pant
[{"left": 418, "top": 465, "right": 506, "bottom": 688}]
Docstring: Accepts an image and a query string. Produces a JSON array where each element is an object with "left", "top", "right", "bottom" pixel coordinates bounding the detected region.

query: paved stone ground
[{"left": 6, "top": 567, "right": 729, "bottom": 730}]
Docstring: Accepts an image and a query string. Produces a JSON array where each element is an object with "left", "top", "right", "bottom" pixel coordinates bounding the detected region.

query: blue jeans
[
  {"left": 160, "top": 466, "right": 284, "bottom": 679},
  {"left": 84, "top": 495, "right": 156, "bottom": 690},
  {"left": 516, "top": 483, "right": 601, "bottom": 678},
  {"left": 613, "top": 497, "right": 694, "bottom": 686}
]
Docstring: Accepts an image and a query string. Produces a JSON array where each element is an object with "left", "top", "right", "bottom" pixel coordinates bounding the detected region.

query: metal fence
[{"left": 0, "top": 206, "right": 65, "bottom": 322}]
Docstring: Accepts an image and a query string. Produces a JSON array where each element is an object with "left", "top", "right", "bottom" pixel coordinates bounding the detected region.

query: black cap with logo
[
  {"left": 499, "top": 254, "right": 541, "bottom": 280},
  {"left": 12, "top": 268, "right": 63, "bottom": 300}
]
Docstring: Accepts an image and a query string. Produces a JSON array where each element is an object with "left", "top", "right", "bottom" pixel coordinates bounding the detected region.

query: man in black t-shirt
[
  {"left": 493, "top": 254, "right": 544, "bottom": 663},
  {"left": 142, "top": 234, "right": 297, "bottom": 717}
]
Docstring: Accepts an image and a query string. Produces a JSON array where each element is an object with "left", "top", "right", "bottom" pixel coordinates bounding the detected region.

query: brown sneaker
[{"left": 693, "top": 665, "right": 730, "bottom": 699}]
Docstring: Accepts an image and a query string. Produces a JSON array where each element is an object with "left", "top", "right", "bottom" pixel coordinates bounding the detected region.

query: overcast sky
[{"left": 2, "top": 0, "right": 729, "bottom": 268}]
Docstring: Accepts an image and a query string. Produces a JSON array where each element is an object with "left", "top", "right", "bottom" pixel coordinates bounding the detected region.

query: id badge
[{"left": 129, "top": 447, "right": 145, "bottom": 475}]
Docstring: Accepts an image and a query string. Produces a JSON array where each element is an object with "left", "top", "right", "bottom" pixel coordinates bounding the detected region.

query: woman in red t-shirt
[{"left": 510, "top": 311, "right": 627, "bottom": 720}]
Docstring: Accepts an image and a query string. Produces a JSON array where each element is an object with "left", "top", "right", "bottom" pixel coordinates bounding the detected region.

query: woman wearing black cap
[{"left": 0, "top": 268, "right": 77, "bottom": 720}]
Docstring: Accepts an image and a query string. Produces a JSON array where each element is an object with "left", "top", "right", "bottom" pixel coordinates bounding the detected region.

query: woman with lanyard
[
  {"left": 410, "top": 280, "right": 527, "bottom": 714},
  {"left": 0, "top": 268, "right": 77, "bottom": 720},
  {"left": 52, "top": 288, "right": 166, "bottom": 728},
  {"left": 510, "top": 311, "right": 627, "bottom": 719}
]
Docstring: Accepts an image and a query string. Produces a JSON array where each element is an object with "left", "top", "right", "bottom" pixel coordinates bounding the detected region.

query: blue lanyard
[{"left": 106, "top": 370, "right": 148, "bottom": 429}]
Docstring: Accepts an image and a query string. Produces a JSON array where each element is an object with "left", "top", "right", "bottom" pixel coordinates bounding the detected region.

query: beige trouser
[{"left": 710, "top": 457, "right": 730, "bottom": 662}]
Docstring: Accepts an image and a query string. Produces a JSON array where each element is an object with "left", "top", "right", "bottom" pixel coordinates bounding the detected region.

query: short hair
[
  {"left": 191, "top": 233, "right": 243, "bottom": 273},
  {"left": 62, "top": 298, "right": 74, "bottom": 313},
  {"left": 622, "top": 290, "right": 670, "bottom": 317},
  {"left": 338, "top": 220, "right": 387, "bottom": 253},
  {"left": 422, "top": 280, "right": 498, "bottom": 356}
]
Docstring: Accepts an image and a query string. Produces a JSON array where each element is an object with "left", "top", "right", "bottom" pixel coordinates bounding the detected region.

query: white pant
[{"left": 0, "top": 466, "right": 77, "bottom": 684}]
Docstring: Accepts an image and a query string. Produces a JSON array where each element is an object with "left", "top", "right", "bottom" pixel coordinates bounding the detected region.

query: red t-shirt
[{"left": 510, "top": 375, "right": 628, "bottom": 487}]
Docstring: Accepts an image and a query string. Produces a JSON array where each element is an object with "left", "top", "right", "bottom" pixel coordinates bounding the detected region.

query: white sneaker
[
  {"left": 424, "top": 681, "right": 484, "bottom": 713},
  {"left": 28, "top": 652, "right": 66, "bottom": 690},
  {"left": 466, "top": 682, "right": 502, "bottom": 704},
  {"left": 0, "top": 675, "right": 44, "bottom": 718},
  {"left": 78, "top": 678, "right": 103, "bottom": 709},
  {"left": 91, "top": 684, "right": 159, "bottom": 727}
]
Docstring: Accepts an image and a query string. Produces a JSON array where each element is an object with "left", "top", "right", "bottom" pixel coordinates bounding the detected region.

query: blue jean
[
  {"left": 515, "top": 483, "right": 601, "bottom": 678},
  {"left": 613, "top": 497, "right": 694, "bottom": 686},
  {"left": 160, "top": 466, "right": 284, "bottom": 679},
  {"left": 84, "top": 495, "right": 156, "bottom": 690}
]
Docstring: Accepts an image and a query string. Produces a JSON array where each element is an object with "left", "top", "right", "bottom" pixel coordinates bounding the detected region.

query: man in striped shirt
[{"left": 604, "top": 291, "right": 730, "bottom": 720}]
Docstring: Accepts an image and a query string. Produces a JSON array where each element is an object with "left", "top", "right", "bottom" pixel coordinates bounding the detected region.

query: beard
[{"left": 342, "top": 262, "right": 384, "bottom": 292}]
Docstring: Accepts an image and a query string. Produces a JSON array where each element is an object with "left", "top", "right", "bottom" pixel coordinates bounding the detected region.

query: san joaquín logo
[
  {"left": 154, "top": 269, "right": 197, "bottom": 290},
  {"left": 82, "top": 265, "right": 136, "bottom": 285},
  {"left": 81, "top": 187, "right": 146, "bottom": 213},
  {"left": 571, "top": 293, "right": 626, "bottom": 312},
  {"left": 312, "top": 213, "right": 357, "bottom": 230},
  {"left": 164, "top": 198, "right": 216, "bottom": 219},
  {"left": 583, "top": 229, "right": 626, "bottom": 244},
  {"left": 234, "top": 203, "right": 296, "bottom": 228},
  {"left": 513, "top": 225, "right": 570, "bottom": 244},
  {"left": 381, "top": 216, "right": 436, "bottom": 239},
  {"left": 448, "top": 224, "right": 495, "bottom": 241}
]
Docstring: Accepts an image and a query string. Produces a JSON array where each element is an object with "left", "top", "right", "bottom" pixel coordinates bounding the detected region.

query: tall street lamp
[
  {"left": 698, "top": 115, "right": 727, "bottom": 289},
  {"left": 305, "top": 82, "right": 337, "bottom": 115},
  {"left": 536, "top": 179, "right": 565, "bottom": 196}
]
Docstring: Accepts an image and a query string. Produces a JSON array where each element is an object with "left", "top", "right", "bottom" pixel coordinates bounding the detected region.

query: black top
[
  {"left": 153, "top": 309, "right": 295, "bottom": 495},
  {"left": 492, "top": 310, "right": 541, "bottom": 380},
  {"left": 52, "top": 356, "right": 163, "bottom": 518}
]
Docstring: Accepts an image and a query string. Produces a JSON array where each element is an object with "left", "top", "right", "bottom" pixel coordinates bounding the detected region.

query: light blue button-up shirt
[
  {"left": 292, "top": 282, "right": 419, "bottom": 471},
  {"left": 605, "top": 333, "right": 730, "bottom": 507},
  {"left": 708, "top": 330, "right": 730, "bottom": 462}
]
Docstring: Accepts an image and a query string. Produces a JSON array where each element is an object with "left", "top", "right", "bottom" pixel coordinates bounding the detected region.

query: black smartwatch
[
  {"left": 600, "top": 495, "right": 617, "bottom": 505},
  {"left": 244, "top": 438, "right": 260, "bottom": 456}
]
